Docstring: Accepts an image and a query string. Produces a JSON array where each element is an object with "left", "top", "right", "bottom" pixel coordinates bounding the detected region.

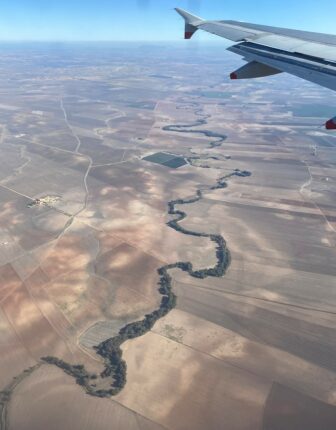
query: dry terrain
[{"left": 0, "top": 43, "right": 334, "bottom": 429}]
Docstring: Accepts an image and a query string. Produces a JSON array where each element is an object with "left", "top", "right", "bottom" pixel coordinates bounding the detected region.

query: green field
[{"left": 143, "top": 152, "right": 187, "bottom": 169}]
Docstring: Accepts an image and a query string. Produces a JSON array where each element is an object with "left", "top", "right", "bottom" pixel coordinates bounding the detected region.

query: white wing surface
[{"left": 175, "top": 8, "right": 336, "bottom": 129}]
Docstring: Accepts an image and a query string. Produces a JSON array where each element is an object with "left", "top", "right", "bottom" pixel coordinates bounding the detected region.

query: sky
[{"left": 0, "top": 0, "right": 334, "bottom": 42}]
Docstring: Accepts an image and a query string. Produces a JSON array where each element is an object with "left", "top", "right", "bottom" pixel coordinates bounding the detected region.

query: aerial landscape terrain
[{"left": 0, "top": 41, "right": 335, "bottom": 429}]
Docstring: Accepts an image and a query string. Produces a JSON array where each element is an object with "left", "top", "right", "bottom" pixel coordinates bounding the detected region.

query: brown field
[
  {"left": 116, "top": 331, "right": 271, "bottom": 430},
  {"left": 0, "top": 44, "right": 335, "bottom": 429},
  {"left": 8, "top": 366, "right": 164, "bottom": 430}
]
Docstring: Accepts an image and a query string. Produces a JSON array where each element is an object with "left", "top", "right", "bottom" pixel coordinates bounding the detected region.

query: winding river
[
  {"left": 162, "top": 111, "right": 227, "bottom": 149},
  {"left": 42, "top": 109, "right": 250, "bottom": 397},
  {"left": 5, "top": 107, "right": 251, "bottom": 406}
]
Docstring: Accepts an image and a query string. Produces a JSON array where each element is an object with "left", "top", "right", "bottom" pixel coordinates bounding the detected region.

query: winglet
[
  {"left": 175, "top": 8, "right": 203, "bottom": 39},
  {"left": 175, "top": 8, "right": 202, "bottom": 25}
]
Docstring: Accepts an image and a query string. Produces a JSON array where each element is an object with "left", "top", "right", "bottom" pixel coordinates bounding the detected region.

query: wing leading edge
[{"left": 175, "top": 8, "right": 336, "bottom": 129}]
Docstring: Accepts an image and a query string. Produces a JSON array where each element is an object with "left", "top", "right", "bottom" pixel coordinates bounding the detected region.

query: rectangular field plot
[{"left": 143, "top": 152, "right": 187, "bottom": 169}]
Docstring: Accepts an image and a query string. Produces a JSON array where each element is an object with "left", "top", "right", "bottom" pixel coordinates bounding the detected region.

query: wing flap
[
  {"left": 326, "top": 117, "right": 336, "bottom": 129},
  {"left": 230, "top": 61, "right": 282, "bottom": 79}
]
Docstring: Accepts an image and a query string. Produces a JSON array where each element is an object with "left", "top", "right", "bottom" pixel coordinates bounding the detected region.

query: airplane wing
[{"left": 175, "top": 8, "right": 336, "bottom": 129}]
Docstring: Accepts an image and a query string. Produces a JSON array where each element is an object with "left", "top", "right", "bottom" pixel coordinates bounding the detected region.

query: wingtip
[
  {"left": 174, "top": 7, "right": 186, "bottom": 17},
  {"left": 175, "top": 7, "right": 187, "bottom": 14},
  {"left": 174, "top": 7, "right": 203, "bottom": 23}
]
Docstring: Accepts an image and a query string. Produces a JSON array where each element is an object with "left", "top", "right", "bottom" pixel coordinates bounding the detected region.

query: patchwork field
[{"left": 0, "top": 43, "right": 335, "bottom": 429}]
